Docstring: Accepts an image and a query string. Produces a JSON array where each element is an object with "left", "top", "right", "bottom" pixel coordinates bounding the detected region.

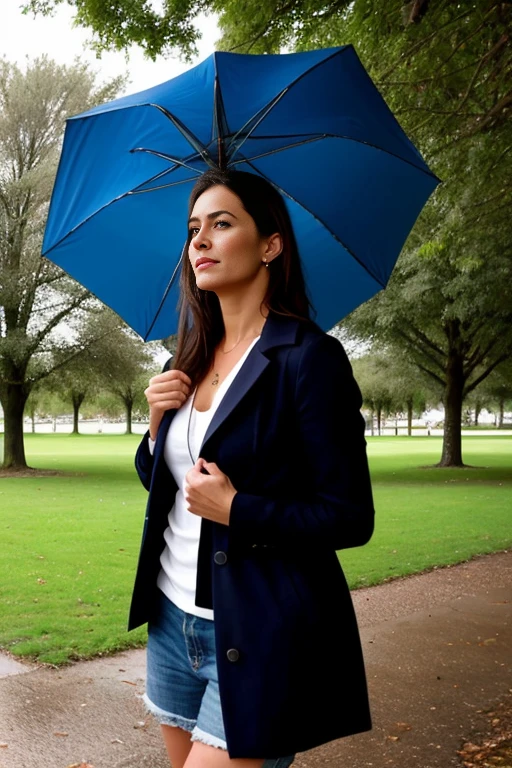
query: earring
[{"left": 263, "top": 258, "right": 269, "bottom": 268}]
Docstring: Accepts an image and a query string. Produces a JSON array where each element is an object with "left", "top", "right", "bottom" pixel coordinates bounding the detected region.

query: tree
[
  {"left": 352, "top": 347, "right": 438, "bottom": 436},
  {"left": 93, "top": 326, "right": 158, "bottom": 434},
  {"left": 0, "top": 57, "right": 124, "bottom": 470},
  {"left": 471, "top": 360, "right": 512, "bottom": 429},
  {"left": 45, "top": 311, "right": 160, "bottom": 434},
  {"left": 351, "top": 354, "right": 392, "bottom": 436}
]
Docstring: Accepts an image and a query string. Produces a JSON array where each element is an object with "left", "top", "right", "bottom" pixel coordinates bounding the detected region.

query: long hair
[{"left": 172, "top": 169, "right": 312, "bottom": 386}]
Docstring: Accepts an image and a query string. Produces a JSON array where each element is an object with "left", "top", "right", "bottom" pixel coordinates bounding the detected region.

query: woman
[{"left": 130, "top": 168, "right": 375, "bottom": 768}]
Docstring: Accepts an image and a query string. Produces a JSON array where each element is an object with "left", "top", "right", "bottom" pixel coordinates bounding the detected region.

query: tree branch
[
  {"left": 464, "top": 352, "right": 511, "bottom": 397},
  {"left": 28, "top": 291, "right": 90, "bottom": 356},
  {"left": 398, "top": 325, "right": 446, "bottom": 360},
  {"left": 416, "top": 361, "right": 445, "bottom": 387},
  {"left": 30, "top": 327, "right": 113, "bottom": 385},
  {"left": 379, "top": 8, "right": 474, "bottom": 81}
]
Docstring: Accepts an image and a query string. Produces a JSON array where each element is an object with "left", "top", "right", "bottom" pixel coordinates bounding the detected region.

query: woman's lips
[{"left": 195, "top": 259, "right": 218, "bottom": 270}]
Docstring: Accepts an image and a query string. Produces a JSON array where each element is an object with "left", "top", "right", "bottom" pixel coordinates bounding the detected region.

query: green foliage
[{"left": 24, "top": 0, "right": 209, "bottom": 60}]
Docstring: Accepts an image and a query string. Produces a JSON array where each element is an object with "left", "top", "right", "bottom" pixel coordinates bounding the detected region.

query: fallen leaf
[
  {"left": 111, "top": 738, "right": 124, "bottom": 744},
  {"left": 53, "top": 731, "right": 69, "bottom": 737},
  {"left": 66, "top": 763, "right": 94, "bottom": 768},
  {"left": 395, "top": 722, "right": 413, "bottom": 731},
  {"left": 478, "top": 638, "right": 497, "bottom": 646},
  {"left": 121, "top": 679, "right": 137, "bottom": 686},
  {"left": 386, "top": 735, "right": 400, "bottom": 742},
  {"left": 0, "top": 742, "right": 8, "bottom": 748}
]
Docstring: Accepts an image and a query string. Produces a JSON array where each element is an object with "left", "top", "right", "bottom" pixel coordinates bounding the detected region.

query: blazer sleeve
[
  {"left": 134, "top": 355, "right": 172, "bottom": 491},
  {"left": 228, "top": 333, "right": 375, "bottom": 551}
]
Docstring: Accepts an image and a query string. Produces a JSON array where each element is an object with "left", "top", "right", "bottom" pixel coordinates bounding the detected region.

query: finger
[
  {"left": 150, "top": 370, "right": 192, "bottom": 387},
  {"left": 202, "top": 461, "right": 222, "bottom": 476},
  {"left": 147, "top": 380, "right": 190, "bottom": 396},
  {"left": 147, "top": 390, "right": 188, "bottom": 405}
]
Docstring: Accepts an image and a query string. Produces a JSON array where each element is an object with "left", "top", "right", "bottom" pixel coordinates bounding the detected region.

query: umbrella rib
[
  {"left": 231, "top": 133, "right": 441, "bottom": 182},
  {"left": 226, "top": 89, "right": 290, "bottom": 163},
  {"left": 43, "top": 167, "right": 198, "bottom": 257},
  {"left": 241, "top": 157, "right": 387, "bottom": 289},
  {"left": 149, "top": 103, "right": 217, "bottom": 169},
  {"left": 131, "top": 147, "right": 202, "bottom": 174},
  {"left": 213, "top": 57, "right": 230, "bottom": 169},
  {"left": 144, "top": 245, "right": 186, "bottom": 341},
  {"left": 226, "top": 47, "right": 350, "bottom": 165},
  {"left": 229, "top": 45, "right": 439, "bottom": 180},
  {"left": 129, "top": 175, "right": 199, "bottom": 195}
]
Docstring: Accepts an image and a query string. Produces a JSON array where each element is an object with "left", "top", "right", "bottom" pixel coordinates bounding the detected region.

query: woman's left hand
[{"left": 184, "top": 459, "right": 237, "bottom": 525}]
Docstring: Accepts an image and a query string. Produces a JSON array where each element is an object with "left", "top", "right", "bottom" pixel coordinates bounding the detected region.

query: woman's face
[{"left": 188, "top": 185, "right": 274, "bottom": 294}]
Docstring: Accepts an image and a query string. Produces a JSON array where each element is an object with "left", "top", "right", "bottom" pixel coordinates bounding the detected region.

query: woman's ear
[{"left": 265, "top": 232, "right": 283, "bottom": 262}]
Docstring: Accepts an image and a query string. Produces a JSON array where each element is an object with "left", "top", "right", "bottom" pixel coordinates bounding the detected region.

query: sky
[{"left": 2, "top": 0, "right": 220, "bottom": 95}]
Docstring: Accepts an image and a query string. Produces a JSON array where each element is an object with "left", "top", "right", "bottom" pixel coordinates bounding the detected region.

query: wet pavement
[{"left": 0, "top": 550, "right": 510, "bottom": 768}]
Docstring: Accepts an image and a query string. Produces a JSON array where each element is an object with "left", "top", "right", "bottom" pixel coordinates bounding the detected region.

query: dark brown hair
[{"left": 172, "top": 168, "right": 312, "bottom": 386}]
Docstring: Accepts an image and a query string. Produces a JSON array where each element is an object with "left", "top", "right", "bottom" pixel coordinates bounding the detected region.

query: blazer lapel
[{"left": 200, "top": 312, "right": 301, "bottom": 452}]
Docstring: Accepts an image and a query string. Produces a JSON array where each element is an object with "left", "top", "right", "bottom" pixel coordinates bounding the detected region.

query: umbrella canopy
[{"left": 42, "top": 45, "right": 440, "bottom": 341}]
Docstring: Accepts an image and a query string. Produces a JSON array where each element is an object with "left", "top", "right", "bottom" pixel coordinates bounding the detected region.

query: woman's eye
[
  {"left": 215, "top": 220, "right": 230, "bottom": 229},
  {"left": 188, "top": 227, "right": 199, "bottom": 236}
]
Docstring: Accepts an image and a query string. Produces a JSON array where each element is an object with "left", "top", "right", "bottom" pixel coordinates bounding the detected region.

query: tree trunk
[
  {"left": 377, "top": 408, "right": 382, "bottom": 436},
  {"left": 31, "top": 413, "right": 35, "bottom": 433},
  {"left": 498, "top": 397, "right": 504, "bottom": 428},
  {"left": 407, "top": 398, "right": 413, "bottom": 436},
  {"left": 72, "top": 403, "right": 80, "bottom": 434},
  {"left": 474, "top": 400, "right": 481, "bottom": 426},
  {"left": 1, "top": 383, "right": 29, "bottom": 470},
  {"left": 124, "top": 398, "right": 133, "bottom": 435},
  {"left": 370, "top": 409, "right": 375, "bottom": 436},
  {"left": 71, "top": 393, "right": 86, "bottom": 434},
  {"left": 438, "top": 350, "right": 465, "bottom": 467}
]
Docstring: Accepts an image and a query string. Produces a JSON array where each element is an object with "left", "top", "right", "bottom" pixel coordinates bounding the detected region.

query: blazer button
[
  {"left": 214, "top": 551, "right": 227, "bottom": 565},
  {"left": 226, "top": 648, "right": 240, "bottom": 663}
]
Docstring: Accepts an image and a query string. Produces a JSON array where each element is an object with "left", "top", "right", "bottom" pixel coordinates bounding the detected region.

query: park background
[{"left": 1, "top": 0, "right": 511, "bottom": 675}]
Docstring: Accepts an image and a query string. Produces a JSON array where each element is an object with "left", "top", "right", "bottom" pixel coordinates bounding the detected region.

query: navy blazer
[{"left": 130, "top": 312, "right": 375, "bottom": 759}]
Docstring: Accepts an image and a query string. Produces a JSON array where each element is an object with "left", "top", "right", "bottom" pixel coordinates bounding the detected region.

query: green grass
[
  {"left": 1, "top": 434, "right": 511, "bottom": 664},
  {"left": 339, "top": 436, "right": 512, "bottom": 588}
]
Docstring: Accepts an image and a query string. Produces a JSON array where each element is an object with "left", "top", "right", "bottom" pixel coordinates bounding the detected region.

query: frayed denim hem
[
  {"left": 190, "top": 725, "right": 228, "bottom": 751},
  {"left": 142, "top": 693, "right": 196, "bottom": 731}
]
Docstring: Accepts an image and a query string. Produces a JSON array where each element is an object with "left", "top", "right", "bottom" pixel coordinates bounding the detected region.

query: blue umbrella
[{"left": 42, "top": 45, "right": 440, "bottom": 340}]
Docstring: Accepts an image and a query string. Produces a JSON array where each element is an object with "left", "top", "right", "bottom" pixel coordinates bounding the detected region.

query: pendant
[{"left": 211, "top": 372, "right": 219, "bottom": 386}]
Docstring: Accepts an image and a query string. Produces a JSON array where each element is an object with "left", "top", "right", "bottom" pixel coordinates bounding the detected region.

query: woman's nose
[{"left": 192, "top": 231, "right": 210, "bottom": 250}]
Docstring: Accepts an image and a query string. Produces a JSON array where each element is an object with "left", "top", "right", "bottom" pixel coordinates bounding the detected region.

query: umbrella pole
[{"left": 217, "top": 137, "right": 226, "bottom": 170}]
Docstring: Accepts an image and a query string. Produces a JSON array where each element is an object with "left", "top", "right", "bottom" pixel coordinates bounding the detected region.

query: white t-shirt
[{"left": 155, "top": 337, "right": 260, "bottom": 619}]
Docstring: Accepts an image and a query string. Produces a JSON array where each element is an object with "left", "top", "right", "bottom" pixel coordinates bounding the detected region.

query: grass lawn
[{"left": 0, "top": 433, "right": 510, "bottom": 664}]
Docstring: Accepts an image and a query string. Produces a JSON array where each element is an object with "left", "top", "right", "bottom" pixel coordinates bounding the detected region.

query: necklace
[
  {"left": 211, "top": 332, "right": 262, "bottom": 385},
  {"left": 186, "top": 391, "right": 197, "bottom": 465},
  {"left": 221, "top": 337, "right": 248, "bottom": 354}
]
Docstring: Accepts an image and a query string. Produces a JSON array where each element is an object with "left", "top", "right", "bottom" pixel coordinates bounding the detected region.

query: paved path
[{"left": 1, "top": 551, "right": 510, "bottom": 768}]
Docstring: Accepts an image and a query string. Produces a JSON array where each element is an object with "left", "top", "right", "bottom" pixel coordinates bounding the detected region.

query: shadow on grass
[
  {"left": 0, "top": 468, "right": 83, "bottom": 478},
  {"left": 372, "top": 465, "right": 512, "bottom": 486}
]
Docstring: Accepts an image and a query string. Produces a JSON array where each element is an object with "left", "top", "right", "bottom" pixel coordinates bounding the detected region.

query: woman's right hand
[{"left": 144, "top": 369, "right": 192, "bottom": 440}]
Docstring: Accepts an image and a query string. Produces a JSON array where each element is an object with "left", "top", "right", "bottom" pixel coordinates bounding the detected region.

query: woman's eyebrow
[{"left": 188, "top": 210, "right": 237, "bottom": 224}]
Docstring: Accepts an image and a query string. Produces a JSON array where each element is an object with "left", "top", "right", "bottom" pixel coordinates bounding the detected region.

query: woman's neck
[{"left": 217, "top": 292, "right": 268, "bottom": 350}]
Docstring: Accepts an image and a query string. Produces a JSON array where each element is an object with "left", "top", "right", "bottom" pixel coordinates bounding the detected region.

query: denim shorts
[{"left": 144, "top": 589, "right": 295, "bottom": 766}]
